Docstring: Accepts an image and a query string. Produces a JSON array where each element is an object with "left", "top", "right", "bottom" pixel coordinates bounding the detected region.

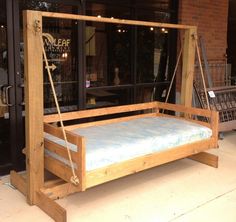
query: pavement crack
[{"left": 169, "top": 187, "right": 236, "bottom": 222}]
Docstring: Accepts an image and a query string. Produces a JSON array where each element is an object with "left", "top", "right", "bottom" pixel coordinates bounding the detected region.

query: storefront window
[
  {"left": 19, "top": 0, "right": 80, "bottom": 113},
  {"left": 137, "top": 26, "right": 169, "bottom": 83},
  {"left": 85, "top": 3, "right": 132, "bottom": 88},
  {"left": 0, "top": 0, "right": 10, "bottom": 171},
  {"left": 85, "top": 0, "right": 173, "bottom": 108}
]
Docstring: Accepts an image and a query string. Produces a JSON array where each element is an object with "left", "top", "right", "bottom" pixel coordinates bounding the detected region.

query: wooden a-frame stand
[{"left": 9, "top": 10, "right": 219, "bottom": 222}]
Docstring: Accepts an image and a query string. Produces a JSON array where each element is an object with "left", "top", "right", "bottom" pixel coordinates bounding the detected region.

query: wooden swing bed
[{"left": 10, "top": 11, "right": 219, "bottom": 222}]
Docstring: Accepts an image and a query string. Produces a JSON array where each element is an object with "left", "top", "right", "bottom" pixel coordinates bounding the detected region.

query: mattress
[{"left": 45, "top": 116, "right": 212, "bottom": 171}]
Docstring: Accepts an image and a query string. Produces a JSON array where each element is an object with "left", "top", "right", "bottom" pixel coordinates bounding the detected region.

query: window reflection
[
  {"left": 85, "top": 3, "right": 132, "bottom": 87},
  {"left": 19, "top": 1, "right": 80, "bottom": 113},
  {"left": 0, "top": 2, "right": 8, "bottom": 117},
  {"left": 86, "top": 88, "right": 131, "bottom": 109},
  {"left": 137, "top": 27, "right": 169, "bottom": 83},
  {"left": 0, "top": 0, "right": 10, "bottom": 165},
  {"left": 136, "top": 85, "right": 168, "bottom": 103},
  {"left": 42, "top": 18, "right": 78, "bottom": 111},
  {"left": 85, "top": 1, "right": 172, "bottom": 108}
]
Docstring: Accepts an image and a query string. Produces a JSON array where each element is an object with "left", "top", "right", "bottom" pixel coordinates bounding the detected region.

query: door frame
[
  {"left": 9, "top": 0, "right": 84, "bottom": 173},
  {"left": 0, "top": 0, "right": 18, "bottom": 175},
  {"left": 1, "top": 0, "right": 84, "bottom": 175}
]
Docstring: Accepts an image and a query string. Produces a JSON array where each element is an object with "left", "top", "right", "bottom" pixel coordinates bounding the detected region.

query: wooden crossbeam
[{"left": 41, "top": 11, "right": 194, "bottom": 30}]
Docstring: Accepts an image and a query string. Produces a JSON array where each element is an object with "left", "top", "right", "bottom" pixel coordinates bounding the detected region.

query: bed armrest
[
  {"left": 43, "top": 123, "right": 86, "bottom": 191},
  {"left": 156, "top": 101, "right": 213, "bottom": 118},
  {"left": 156, "top": 102, "right": 219, "bottom": 147}
]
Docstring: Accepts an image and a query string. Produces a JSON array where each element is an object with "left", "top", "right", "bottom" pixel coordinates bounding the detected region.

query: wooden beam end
[{"left": 188, "top": 152, "right": 218, "bottom": 168}]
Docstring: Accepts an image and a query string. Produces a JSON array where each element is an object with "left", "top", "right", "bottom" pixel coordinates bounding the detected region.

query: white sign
[
  {"left": 45, "top": 63, "right": 57, "bottom": 71},
  {"left": 208, "top": 91, "right": 216, "bottom": 98}
]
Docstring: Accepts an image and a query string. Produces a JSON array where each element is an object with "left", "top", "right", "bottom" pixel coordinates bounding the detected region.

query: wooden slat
[
  {"left": 188, "top": 152, "right": 218, "bottom": 168},
  {"left": 211, "top": 110, "right": 219, "bottom": 147},
  {"left": 23, "top": 10, "right": 44, "bottom": 205},
  {"left": 44, "top": 139, "right": 77, "bottom": 162},
  {"left": 76, "top": 137, "right": 86, "bottom": 191},
  {"left": 41, "top": 11, "right": 194, "bottom": 30},
  {"left": 157, "top": 101, "right": 212, "bottom": 118},
  {"left": 44, "top": 102, "right": 157, "bottom": 123},
  {"left": 86, "top": 138, "right": 216, "bottom": 188},
  {"left": 41, "top": 182, "right": 81, "bottom": 200},
  {"left": 44, "top": 123, "right": 83, "bottom": 144},
  {"left": 44, "top": 179, "right": 64, "bottom": 189},
  {"left": 10, "top": 171, "right": 27, "bottom": 196},
  {"left": 156, "top": 113, "right": 211, "bottom": 128},
  {"left": 36, "top": 191, "right": 66, "bottom": 222},
  {"left": 65, "top": 113, "right": 157, "bottom": 130},
  {"left": 180, "top": 27, "right": 197, "bottom": 107},
  {"left": 44, "top": 155, "right": 73, "bottom": 184},
  {"left": 44, "top": 156, "right": 84, "bottom": 194}
]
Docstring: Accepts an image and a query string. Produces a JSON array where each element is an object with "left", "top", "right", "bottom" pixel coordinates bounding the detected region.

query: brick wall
[{"left": 176, "top": 0, "right": 229, "bottom": 91}]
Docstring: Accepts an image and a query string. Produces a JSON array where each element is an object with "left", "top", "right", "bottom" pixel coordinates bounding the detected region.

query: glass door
[
  {"left": 0, "top": 0, "right": 83, "bottom": 175},
  {"left": 16, "top": 0, "right": 83, "bottom": 115},
  {"left": 5, "top": 0, "right": 84, "bottom": 174},
  {"left": 0, "top": 0, "right": 17, "bottom": 174}
]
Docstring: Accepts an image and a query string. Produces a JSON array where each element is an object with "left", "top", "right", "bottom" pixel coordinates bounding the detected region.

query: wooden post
[
  {"left": 181, "top": 27, "right": 197, "bottom": 107},
  {"left": 23, "top": 10, "right": 44, "bottom": 205}
]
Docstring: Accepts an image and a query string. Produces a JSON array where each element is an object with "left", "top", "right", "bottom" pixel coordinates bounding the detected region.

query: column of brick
[{"left": 176, "top": 0, "right": 229, "bottom": 91}]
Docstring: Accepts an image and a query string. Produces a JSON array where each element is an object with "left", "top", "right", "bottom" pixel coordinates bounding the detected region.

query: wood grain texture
[
  {"left": 36, "top": 191, "right": 66, "bottom": 222},
  {"left": 76, "top": 136, "right": 86, "bottom": 191},
  {"left": 189, "top": 152, "right": 218, "bottom": 168},
  {"left": 44, "top": 123, "right": 83, "bottom": 144},
  {"left": 41, "top": 182, "right": 82, "bottom": 200},
  {"left": 44, "top": 102, "right": 157, "bottom": 123},
  {"left": 44, "top": 139, "right": 78, "bottom": 162},
  {"left": 157, "top": 101, "right": 212, "bottom": 117},
  {"left": 41, "top": 11, "right": 194, "bottom": 30},
  {"left": 23, "top": 10, "right": 44, "bottom": 205},
  {"left": 44, "top": 155, "right": 74, "bottom": 184},
  {"left": 211, "top": 110, "right": 219, "bottom": 147},
  {"left": 181, "top": 27, "right": 197, "bottom": 107},
  {"left": 10, "top": 171, "right": 27, "bottom": 196}
]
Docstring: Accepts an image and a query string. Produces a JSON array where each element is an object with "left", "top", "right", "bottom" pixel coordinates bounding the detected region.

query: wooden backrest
[{"left": 43, "top": 102, "right": 158, "bottom": 123}]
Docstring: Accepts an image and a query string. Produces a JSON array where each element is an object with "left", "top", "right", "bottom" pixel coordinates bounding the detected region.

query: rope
[
  {"left": 36, "top": 21, "right": 79, "bottom": 186},
  {"left": 195, "top": 37, "right": 210, "bottom": 110},
  {"left": 164, "top": 34, "right": 210, "bottom": 112},
  {"left": 164, "top": 44, "right": 183, "bottom": 104}
]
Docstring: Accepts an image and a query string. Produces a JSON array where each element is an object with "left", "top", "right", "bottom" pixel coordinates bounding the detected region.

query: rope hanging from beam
[
  {"left": 164, "top": 34, "right": 210, "bottom": 112},
  {"left": 35, "top": 20, "right": 79, "bottom": 186}
]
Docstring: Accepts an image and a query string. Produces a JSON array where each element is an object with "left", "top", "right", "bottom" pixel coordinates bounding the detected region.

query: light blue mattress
[{"left": 45, "top": 116, "right": 212, "bottom": 171}]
